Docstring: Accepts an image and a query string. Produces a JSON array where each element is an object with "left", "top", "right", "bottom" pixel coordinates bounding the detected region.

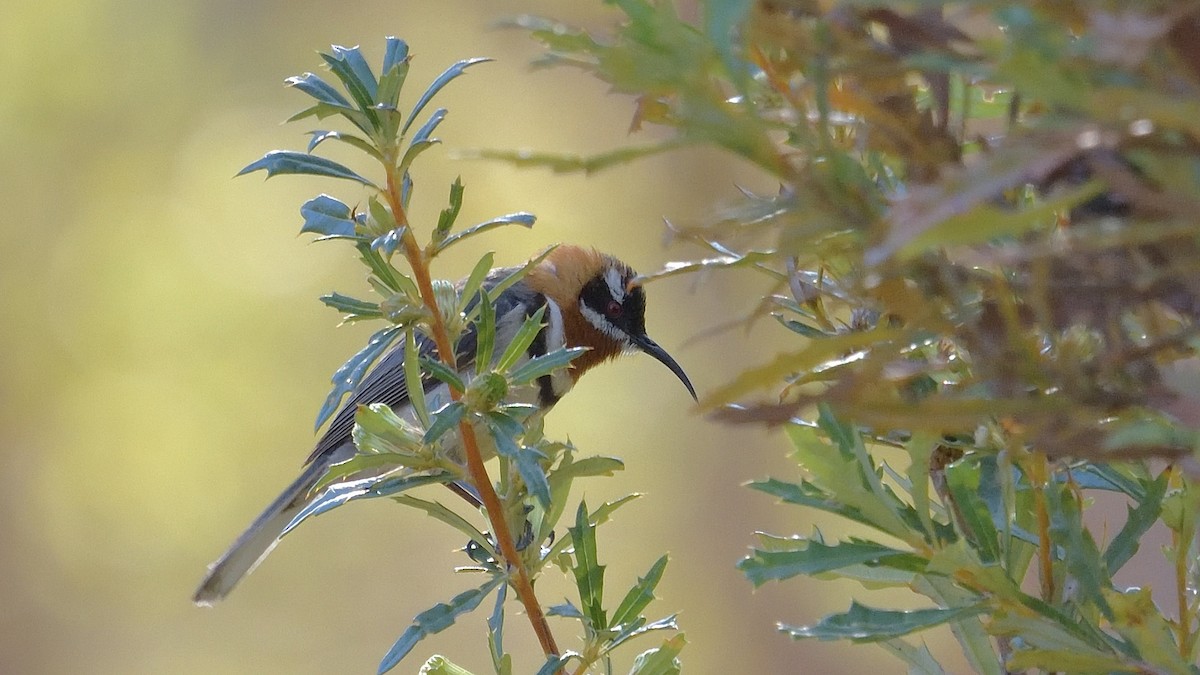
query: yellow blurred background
[{"left": 0, "top": 1, "right": 934, "bottom": 673}]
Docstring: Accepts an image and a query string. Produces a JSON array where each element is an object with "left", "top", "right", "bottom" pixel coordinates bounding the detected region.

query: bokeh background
[{"left": 0, "top": 1, "right": 969, "bottom": 673}]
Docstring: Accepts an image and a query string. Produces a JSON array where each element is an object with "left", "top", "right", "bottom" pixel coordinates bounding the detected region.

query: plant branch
[{"left": 381, "top": 166, "right": 560, "bottom": 661}]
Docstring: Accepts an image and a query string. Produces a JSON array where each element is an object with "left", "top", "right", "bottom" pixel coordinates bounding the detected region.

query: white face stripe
[
  {"left": 604, "top": 265, "right": 625, "bottom": 302},
  {"left": 579, "top": 300, "right": 630, "bottom": 345},
  {"left": 544, "top": 297, "right": 566, "bottom": 352}
]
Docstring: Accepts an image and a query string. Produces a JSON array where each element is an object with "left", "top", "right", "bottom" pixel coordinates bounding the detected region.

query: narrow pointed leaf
[
  {"left": 404, "top": 329, "right": 430, "bottom": 428},
  {"left": 320, "top": 292, "right": 382, "bottom": 320},
  {"left": 411, "top": 108, "right": 447, "bottom": 145},
  {"left": 1104, "top": 472, "right": 1167, "bottom": 573},
  {"left": 300, "top": 194, "right": 357, "bottom": 237},
  {"left": 316, "top": 326, "right": 401, "bottom": 431},
  {"left": 285, "top": 72, "right": 352, "bottom": 108},
  {"left": 496, "top": 306, "right": 546, "bottom": 372},
  {"left": 238, "top": 150, "right": 375, "bottom": 187},
  {"left": 419, "top": 357, "right": 466, "bottom": 393},
  {"left": 627, "top": 634, "right": 686, "bottom": 675},
  {"left": 377, "top": 577, "right": 504, "bottom": 674},
  {"left": 610, "top": 615, "right": 680, "bottom": 652},
  {"left": 403, "top": 57, "right": 493, "bottom": 137},
  {"left": 434, "top": 178, "right": 466, "bottom": 244},
  {"left": 325, "top": 44, "right": 378, "bottom": 102},
  {"left": 535, "top": 656, "right": 571, "bottom": 675},
  {"left": 381, "top": 37, "right": 410, "bottom": 75},
  {"left": 423, "top": 401, "right": 466, "bottom": 445},
  {"left": 739, "top": 540, "right": 924, "bottom": 586},
  {"left": 610, "top": 556, "right": 669, "bottom": 629},
  {"left": 435, "top": 213, "right": 536, "bottom": 253},
  {"left": 486, "top": 413, "right": 551, "bottom": 507},
  {"left": 393, "top": 494, "right": 495, "bottom": 558},
  {"left": 458, "top": 252, "right": 495, "bottom": 314},
  {"left": 781, "top": 602, "right": 983, "bottom": 642},
  {"left": 568, "top": 501, "right": 607, "bottom": 629},
  {"left": 474, "top": 290, "right": 497, "bottom": 371},
  {"left": 487, "top": 583, "right": 507, "bottom": 673},
  {"left": 508, "top": 348, "right": 587, "bottom": 386},
  {"left": 284, "top": 472, "right": 448, "bottom": 535},
  {"left": 306, "top": 130, "right": 382, "bottom": 160}
]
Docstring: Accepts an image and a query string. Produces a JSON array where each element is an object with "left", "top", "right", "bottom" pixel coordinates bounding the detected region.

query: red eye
[{"left": 606, "top": 299, "right": 623, "bottom": 318}]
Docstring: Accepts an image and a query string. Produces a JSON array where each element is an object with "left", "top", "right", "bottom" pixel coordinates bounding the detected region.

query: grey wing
[{"left": 304, "top": 266, "right": 544, "bottom": 466}]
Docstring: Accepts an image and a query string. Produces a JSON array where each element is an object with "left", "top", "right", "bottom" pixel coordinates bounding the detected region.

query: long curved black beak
[{"left": 630, "top": 333, "right": 697, "bottom": 401}]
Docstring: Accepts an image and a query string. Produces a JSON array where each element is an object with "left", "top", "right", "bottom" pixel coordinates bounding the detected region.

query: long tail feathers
[{"left": 193, "top": 458, "right": 330, "bottom": 606}]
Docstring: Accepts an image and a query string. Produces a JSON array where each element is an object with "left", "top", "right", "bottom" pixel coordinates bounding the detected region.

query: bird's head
[{"left": 528, "top": 245, "right": 697, "bottom": 400}]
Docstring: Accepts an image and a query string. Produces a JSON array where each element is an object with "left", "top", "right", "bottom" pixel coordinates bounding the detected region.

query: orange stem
[{"left": 382, "top": 168, "right": 560, "bottom": 661}]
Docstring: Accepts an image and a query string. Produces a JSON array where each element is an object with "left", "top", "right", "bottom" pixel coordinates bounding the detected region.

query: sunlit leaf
[
  {"left": 315, "top": 326, "right": 401, "bottom": 431},
  {"left": 782, "top": 602, "right": 983, "bottom": 642},
  {"left": 238, "top": 150, "right": 376, "bottom": 187},
  {"left": 610, "top": 555, "right": 668, "bottom": 629},
  {"left": 568, "top": 501, "right": 607, "bottom": 630},
  {"left": 300, "top": 194, "right": 357, "bottom": 237},
  {"left": 626, "top": 634, "right": 686, "bottom": 675},
  {"left": 508, "top": 348, "right": 587, "bottom": 387},
  {"left": 739, "top": 540, "right": 924, "bottom": 587},
  {"left": 403, "top": 58, "right": 493, "bottom": 137},
  {"left": 435, "top": 212, "right": 537, "bottom": 254},
  {"left": 377, "top": 576, "right": 504, "bottom": 674}
]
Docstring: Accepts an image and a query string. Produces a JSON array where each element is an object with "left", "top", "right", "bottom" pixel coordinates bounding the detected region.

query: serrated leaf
[
  {"left": 739, "top": 540, "right": 924, "bottom": 586},
  {"left": 700, "top": 328, "right": 905, "bottom": 408},
  {"left": 877, "top": 639, "right": 947, "bottom": 675},
  {"left": 609, "top": 615, "right": 679, "bottom": 652},
  {"left": 285, "top": 72, "right": 352, "bottom": 108},
  {"left": 486, "top": 583, "right": 508, "bottom": 675},
  {"left": 411, "top": 108, "right": 447, "bottom": 146},
  {"left": 782, "top": 601, "right": 983, "bottom": 642},
  {"left": 535, "top": 656, "right": 572, "bottom": 675},
  {"left": 393, "top": 494, "right": 495, "bottom": 558},
  {"left": 508, "top": 348, "right": 587, "bottom": 386},
  {"left": 486, "top": 413, "right": 551, "bottom": 508},
  {"left": 404, "top": 328, "right": 431, "bottom": 428},
  {"left": 306, "top": 130, "right": 383, "bottom": 161},
  {"left": 324, "top": 44, "right": 378, "bottom": 105},
  {"left": 545, "top": 494, "right": 642, "bottom": 561},
  {"left": 474, "top": 287, "right": 497, "bottom": 370},
  {"left": 547, "top": 601, "right": 584, "bottom": 618},
  {"left": 1005, "top": 648, "right": 1139, "bottom": 673},
  {"left": 464, "top": 142, "right": 685, "bottom": 174},
  {"left": 403, "top": 57, "right": 493, "bottom": 137},
  {"left": 377, "top": 576, "right": 504, "bottom": 674},
  {"left": 627, "top": 634, "right": 686, "bottom": 675},
  {"left": 377, "top": 37, "right": 411, "bottom": 108},
  {"left": 496, "top": 306, "right": 546, "bottom": 372},
  {"left": 435, "top": 213, "right": 537, "bottom": 253},
  {"left": 610, "top": 556, "right": 668, "bottom": 629},
  {"left": 300, "top": 194, "right": 357, "bottom": 237},
  {"left": 417, "top": 655, "right": 476, "bottom": 675},
  {"left": 238, "top": 150, "right": 375, "bottom": 187},
  {"left": 423, "top": 401, "right": 466, "bottom": 445},
  {"left": 1046, "top": 482, "right": 1112, "bottom": 616},
  {"left": 568, "top": 501, "right": 607, "bottom": 630},
  {"left": 315, "top": 326, "right": 401, "bottom": 431},
  {"left": 434, "top": 179, "right": 466, "bottom": 244},
  {"left": 419, "top": 357, "right": 466, "bottom": 393},
  {"left": 1104, "top": 471, "right": 1167, "bottom": 573},
  {"left": 284, "top": 472, "right": 448, "bottom": 536},
  {"left": 944, "top": 460, "right": 1002, "bottom": 564},
  {"left": 1104, "top": 588, "right": 1194, "bottom": 675}
]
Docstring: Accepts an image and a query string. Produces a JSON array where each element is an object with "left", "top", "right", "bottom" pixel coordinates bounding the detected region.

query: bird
[{"left": 193, "top": 245, "right": 696, "bottom": 605}]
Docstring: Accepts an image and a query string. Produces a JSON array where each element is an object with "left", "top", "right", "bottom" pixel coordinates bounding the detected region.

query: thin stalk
[
  {"left": 381, "top": 165, "right": 560, "bottom": 661},
  {"left": 1028, "top": 454, "right": 1055, "bottom": 602},
  {"left": 1168, "top": 466, "right": 1194, "bottom": 659}
]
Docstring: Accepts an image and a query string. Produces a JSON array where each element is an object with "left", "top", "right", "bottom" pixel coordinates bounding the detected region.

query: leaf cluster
[
  {"left": 505, "top": 1, "right": 1200, "bottom": 672},
  {"left": 237, "top": 39, "right": 681, "bottom": 673}
]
